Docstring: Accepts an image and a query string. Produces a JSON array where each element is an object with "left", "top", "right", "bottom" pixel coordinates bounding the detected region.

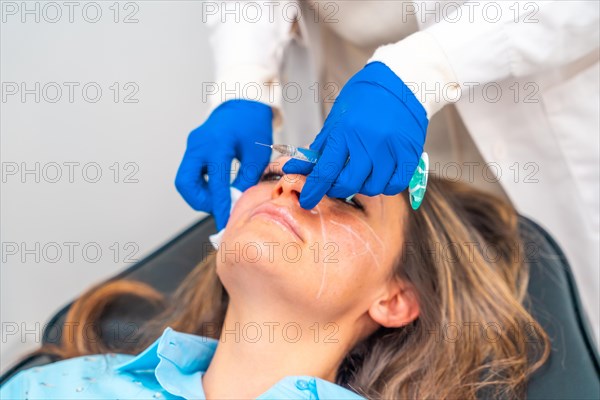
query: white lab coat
[{"left": 205, "top": 1, "right": 600, "bottom": 344}]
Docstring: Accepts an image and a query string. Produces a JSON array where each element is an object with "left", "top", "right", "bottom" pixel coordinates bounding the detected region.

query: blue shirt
[{"left": 1, "top": 327, "right": 365, "bottom": 399}]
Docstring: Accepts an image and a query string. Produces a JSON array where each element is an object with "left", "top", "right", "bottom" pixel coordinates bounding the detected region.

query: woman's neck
[{"left": 201, "top": 303, "right": 355, "bottom": 400}]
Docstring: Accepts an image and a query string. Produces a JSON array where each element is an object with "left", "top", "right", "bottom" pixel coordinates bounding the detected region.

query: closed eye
[
  {"left": 260, "top": 171, "right": 283, "bottom": 182},
  {"left": 335, "top": 196, "right": 364, "bottom": 211}
]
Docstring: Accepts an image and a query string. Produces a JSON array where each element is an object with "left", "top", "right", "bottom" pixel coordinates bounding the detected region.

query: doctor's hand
[
  {"left": 175, "top": 99, "right": 272, "bottom": 230},
  {"left": 283, "top": 62, "right": 428, "bottom": 209}
]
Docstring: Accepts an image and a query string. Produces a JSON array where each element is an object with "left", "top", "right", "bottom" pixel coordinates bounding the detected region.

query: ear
[{"left": 368, "top": 280, "right": 419, "bottom": 328}]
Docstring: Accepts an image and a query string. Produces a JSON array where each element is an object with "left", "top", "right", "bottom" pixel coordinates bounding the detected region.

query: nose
[{"left": 272, "top": 174, "right": 306, "bottom": 204}]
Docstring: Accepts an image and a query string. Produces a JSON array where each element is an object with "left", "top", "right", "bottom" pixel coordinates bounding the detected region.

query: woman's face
[{"left": 218, "top": 157, "right": 409, "bottom": 329}]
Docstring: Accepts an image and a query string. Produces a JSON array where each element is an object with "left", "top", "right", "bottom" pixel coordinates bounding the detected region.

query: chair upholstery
[{"left": 2, "top": 216, "right": 599, "bottom": 398}]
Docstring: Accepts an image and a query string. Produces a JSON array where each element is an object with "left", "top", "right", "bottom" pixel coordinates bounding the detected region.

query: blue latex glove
[
  {"left": 175, "top": 99, "right": 272, "bottom": 230},
  {"left": 282, "top": 62, "right": 428, "bottom": 209}
]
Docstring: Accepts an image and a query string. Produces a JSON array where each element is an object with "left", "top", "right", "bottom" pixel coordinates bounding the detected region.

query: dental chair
[{"left": 2, "top": 216, "right": 599, "bottom": 399}]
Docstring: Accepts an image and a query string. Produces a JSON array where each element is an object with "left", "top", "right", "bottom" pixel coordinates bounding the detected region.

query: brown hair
[{"left": 39, "top": 176, "right": 549, "bottom": 399}]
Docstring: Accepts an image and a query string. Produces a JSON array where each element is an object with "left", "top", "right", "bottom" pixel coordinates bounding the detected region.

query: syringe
[
  {"left": 255, "top": 142, "right": 321, "bottom": 164},
  {"left": 256, "top": 141, "right": 354, "bottom": 202},
  {"left": 254, "top": 142, "right": 428, "bottom": 210}
]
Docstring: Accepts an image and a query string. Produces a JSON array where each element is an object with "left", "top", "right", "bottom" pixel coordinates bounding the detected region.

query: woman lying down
[{"left": 2, "top": 157, "right": 549, "bottom": 399}]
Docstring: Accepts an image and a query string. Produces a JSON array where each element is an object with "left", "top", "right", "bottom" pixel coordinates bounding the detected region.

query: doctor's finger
[
  {"left": 382, "top": 162, "right": 414, "bottom": 196},
  {"left": 359, "top": 146, "right": 395, "bottom": 196},
  {"left": 207, "top": 158, "right": 233, "bottom": 231},
  {"left": 299, "top": 135, "right": 348, "bottom": 209},
  {"left": 326, "top": 135, "right": 369, "bottom": 199},
  {"left": 175, "top": 154, "right": 211, "bottom": 212},
  {"left": 282, "top": 158, "right": 315, "bottom": 176},
  {"left": 233, "top": 146, "right": 271, "bottom": 192}
]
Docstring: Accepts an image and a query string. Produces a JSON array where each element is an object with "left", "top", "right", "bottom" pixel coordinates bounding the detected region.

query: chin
[
  {"left": 216, "top": 252, "right": 316, "bottom": 313},
  {"left": 217, "top": 231, "right": 294, "bottom": 272},
  {"left": 216, "top": 229, "right": 315, "bottom": 288}
]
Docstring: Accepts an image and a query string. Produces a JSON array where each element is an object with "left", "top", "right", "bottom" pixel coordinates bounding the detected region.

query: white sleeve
[
  {"left": 205, "top": 1, "right": 297, "bottom": 116},
  {"left": 369, "top": 0, "right": 600, "bottom": 118}
]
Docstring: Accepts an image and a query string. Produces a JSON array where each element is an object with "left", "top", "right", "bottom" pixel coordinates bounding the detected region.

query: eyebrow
[{"left": 262, "top": 162, "right": 283, "bottom": 176}]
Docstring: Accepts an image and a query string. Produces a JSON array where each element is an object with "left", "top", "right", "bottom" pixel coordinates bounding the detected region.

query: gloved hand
[
  {"left": 283, "top": 61, "right": 428, "bottom": 209},
  {"left": 175, "top": 99, "right": 273, "bottom": 230}
]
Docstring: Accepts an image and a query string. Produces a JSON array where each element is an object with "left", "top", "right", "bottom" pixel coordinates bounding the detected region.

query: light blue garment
[{"left": 1, "top": 327, "right": 365, "bottom": 400}]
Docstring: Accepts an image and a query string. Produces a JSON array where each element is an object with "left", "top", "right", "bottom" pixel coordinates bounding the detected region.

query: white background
[{"left": 1, "top": 1, "right": 218, "bottom": 373}]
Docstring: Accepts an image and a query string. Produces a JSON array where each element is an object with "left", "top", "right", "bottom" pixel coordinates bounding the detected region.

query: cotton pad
[{"left": 208, "top": 187, "right": 243, "bottom": 250}]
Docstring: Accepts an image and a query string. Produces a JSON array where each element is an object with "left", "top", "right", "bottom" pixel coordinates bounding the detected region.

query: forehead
[{"left": 375, "top": 194, "right": 406, "bottom": 230}]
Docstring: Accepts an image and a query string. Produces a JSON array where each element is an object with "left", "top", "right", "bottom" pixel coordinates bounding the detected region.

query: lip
[{"left": 250, "top": 203, "right": 304, "bottom": 242}]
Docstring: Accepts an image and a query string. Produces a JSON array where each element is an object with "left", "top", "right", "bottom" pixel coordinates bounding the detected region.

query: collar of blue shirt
[{"left": 114, "top": 327, "right": 365, "bottom": 400}]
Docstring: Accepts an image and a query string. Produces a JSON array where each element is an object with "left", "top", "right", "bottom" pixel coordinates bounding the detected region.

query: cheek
[
  {"left": 316, "top": 215, "right": 391, "bottom": 299},
  {"left": 328, "top": 215, "right": 387, "bottom": 268},
  {"left": 227, "top": 185, "right": 272, "bottom": 227},
  {"left": 219, "top": 185, "right": 273, "bottom": 258}
]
